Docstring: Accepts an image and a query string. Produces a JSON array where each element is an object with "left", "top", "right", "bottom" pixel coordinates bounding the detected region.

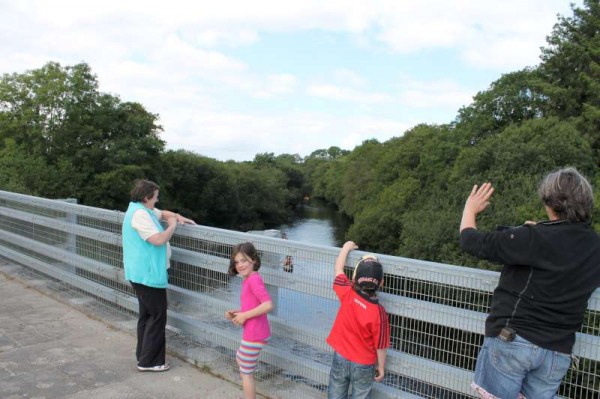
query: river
[
  {"left": 265, "top": 201, "right": 351, "bottom": 327},
  {"left": 274, "top": 200, "right": 350, "bottom": 247},
  {"left": 219, "top": 201, "right": 350, "bottom": 331}
]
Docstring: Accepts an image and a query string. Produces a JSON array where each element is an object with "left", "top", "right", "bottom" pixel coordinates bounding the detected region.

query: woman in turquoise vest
[{"left": 122, "top": 179, "right": 196, "bottom": 372}]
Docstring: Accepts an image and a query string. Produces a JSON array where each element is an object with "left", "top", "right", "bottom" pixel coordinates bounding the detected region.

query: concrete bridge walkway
[{"left": 0, "top": 265, "right": 255, "bottom": 399}]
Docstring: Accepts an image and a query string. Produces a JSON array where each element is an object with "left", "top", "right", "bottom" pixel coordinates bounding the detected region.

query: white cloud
[
  {"left": 307, "top": 84, "right": 391, "bottom": 104},
  {"left": 398, "top": 78, "right": 475, "bottom": 109},
  {"left": 158, "top": 34, "right": 247, "bottom": 72},
  {"left": 192, "top": 30, "right": 259, "bottom": 48},
  {"left": 2, "top": 1, "right": 577, "bottom": 75},
  {"left": 361, "top": 0, "right": 575, "bottom": 70},
  {"left": 252, "top": 74, "right": 298, "bottom": 98},
  {"left": 0, "top": 0, "right": 583, "bottom": 161},
  {"left": 162, "top": 109, "right": 414, "bottom": 161},
  {"left": 333, "top": 69, "right": 367, "bottom": 87}
]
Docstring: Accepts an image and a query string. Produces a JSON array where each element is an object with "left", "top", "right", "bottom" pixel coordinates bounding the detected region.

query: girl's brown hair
[{"left": 228, "top": 242, "right": 261, "bottom": 275}]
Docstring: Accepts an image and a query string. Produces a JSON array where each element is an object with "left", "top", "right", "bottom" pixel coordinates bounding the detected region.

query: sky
[{"left": 0, "top": 0, "right": 583, "bottom": 161}]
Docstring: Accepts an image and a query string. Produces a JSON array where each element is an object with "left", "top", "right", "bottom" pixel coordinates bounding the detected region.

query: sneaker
[{"left": 137, "top": 362, "right": 170, "bottom": 372}]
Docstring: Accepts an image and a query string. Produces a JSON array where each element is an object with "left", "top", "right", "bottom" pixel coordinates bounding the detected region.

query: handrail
[{"left": 0, "top": 190, "right": 596, "bottom": 398}]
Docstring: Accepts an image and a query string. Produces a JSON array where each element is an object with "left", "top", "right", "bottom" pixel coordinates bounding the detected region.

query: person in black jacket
[{"left": 460, "top": 167, "right": 600, "bottom": 399}]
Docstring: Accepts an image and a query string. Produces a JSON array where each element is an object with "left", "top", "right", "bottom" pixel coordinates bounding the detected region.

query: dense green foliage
[
  {"left": 0, "top": 62, "right": 165, "bottom": 207},
  {"left": 0, "top": 63, "right": 307, "bottom": 230},
  {"left": 309, "top": 0, "right": 600, "bottom": 268},
  {"left": 1, "top": 1, "right": 600, "bottom": 265}
]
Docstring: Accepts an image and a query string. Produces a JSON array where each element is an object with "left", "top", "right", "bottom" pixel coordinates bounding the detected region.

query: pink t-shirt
[{"left": 240, "top": 272, "right": 271, "bottom": 341}]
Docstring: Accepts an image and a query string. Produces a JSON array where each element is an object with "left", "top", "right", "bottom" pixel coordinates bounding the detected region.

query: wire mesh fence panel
[{"left": 0, "top": 189, "right": 598, "bottom": 398}]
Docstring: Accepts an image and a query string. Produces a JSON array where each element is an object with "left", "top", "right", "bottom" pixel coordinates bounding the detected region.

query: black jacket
[{"left": 461, "top": 221, "right": 600, "bottom": 353}]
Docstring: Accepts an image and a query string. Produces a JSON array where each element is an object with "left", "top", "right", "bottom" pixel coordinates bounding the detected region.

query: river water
[
  {"left": 265, "top": 201, "right": 351, "bottom": 327},
  {"left": 222, "top": 201, "right": 350, "bottom": 328},
  {"left": 275, "top": 201, "right": 350, "bottom": 247}
]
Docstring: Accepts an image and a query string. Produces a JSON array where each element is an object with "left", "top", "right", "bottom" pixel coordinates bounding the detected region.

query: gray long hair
[{"left": 538, "top": 167, "right": 594, "bottom": 222}]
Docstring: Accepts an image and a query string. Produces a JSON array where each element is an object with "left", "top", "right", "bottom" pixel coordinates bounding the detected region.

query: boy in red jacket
[{"left": 326, "top": 241, "right": 390, "bottom": 399}]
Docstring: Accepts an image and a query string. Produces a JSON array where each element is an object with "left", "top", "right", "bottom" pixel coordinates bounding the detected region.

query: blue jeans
[
  {"left": 473, "top": 335, "right": 571, "bottom": 399},
  {"left": 327, "top": 352, "right": 374, "bottom": 399}
]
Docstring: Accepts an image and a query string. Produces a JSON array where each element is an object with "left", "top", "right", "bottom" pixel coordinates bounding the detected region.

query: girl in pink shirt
[{"left": 225, "top": 242, "right": 273, "bottom": 399}]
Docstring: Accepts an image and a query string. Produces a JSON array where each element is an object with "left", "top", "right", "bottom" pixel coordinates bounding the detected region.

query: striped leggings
[{"left": 236, "top": 338, "right": 269, "bottom": 374}]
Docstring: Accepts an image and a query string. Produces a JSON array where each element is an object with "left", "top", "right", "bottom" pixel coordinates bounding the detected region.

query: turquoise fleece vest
[{"left": 122, "top": 202, "right": 168, "bottom": 288}]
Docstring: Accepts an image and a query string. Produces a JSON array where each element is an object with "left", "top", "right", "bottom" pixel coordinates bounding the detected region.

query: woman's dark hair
[
  {"left": 228, "top": 242, "right": 261, "bottom": 275},
  {"left": 130, "top": 179, "right": 160, "bottom": 203},
  {"left": 538, "top": 167, "right": 594, "bottom": 222}
]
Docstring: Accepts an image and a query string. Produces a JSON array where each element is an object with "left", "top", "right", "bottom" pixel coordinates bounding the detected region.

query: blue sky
[{"left": 0, "top": 0, "right": 583, "bottom": 161}]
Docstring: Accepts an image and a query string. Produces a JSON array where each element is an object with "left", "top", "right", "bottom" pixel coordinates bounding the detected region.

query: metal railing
[{"left": 0, "top": 189, "right": 598, "bottom": 398}]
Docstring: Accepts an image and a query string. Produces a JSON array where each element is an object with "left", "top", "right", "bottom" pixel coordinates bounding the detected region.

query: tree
[
  {"left": 306, "top": 146, "right": 349, "bottom": 161},
  {"left": 540, "top": 0, "right": 600, "bottom": 119},
  {"left": 273, "top": 153, "right": 306, "bottom": 206},
  {"left": 228, "top": 162, "right": 289, "bottom": 230},
  {"left": 253, "top": 152, "right": 276, "bottom": 166},
  {"left": 539, "top": 0, "right": 600, "bottom": 162},
  {"left": 0, "top": 62, "right": 165, "bottom": 209},
  {"left": 159, "top": 150, "right": 237, "bottom": 226},
  {"left": 455, "top": 69, "right": 549, "bottom": 141},
  {"left": 348, "top": 176, "right": 420, "bottom": 254}
]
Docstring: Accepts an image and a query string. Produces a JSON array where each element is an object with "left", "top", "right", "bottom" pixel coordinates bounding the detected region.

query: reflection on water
[
  {"left": 277, "top": 200, "right": 351, "bottom": 247},
  {"left": 277, "top": 218, "right": 335, "bottom": 246}
]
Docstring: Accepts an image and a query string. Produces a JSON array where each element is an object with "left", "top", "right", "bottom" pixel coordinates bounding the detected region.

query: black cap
[{"left": 352, "top": 254, "right": 383, "bottom": 291}]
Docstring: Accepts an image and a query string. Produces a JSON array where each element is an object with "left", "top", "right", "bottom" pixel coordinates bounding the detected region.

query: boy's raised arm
[{"left": 335, "top": 241, "right": 358, "bottom": 276}]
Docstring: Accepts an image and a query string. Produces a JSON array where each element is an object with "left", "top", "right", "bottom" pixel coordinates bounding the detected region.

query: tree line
[
  {"left": 0, "top": 61, "right": 311, "bottom": 232},
  {"left": 309, "top": 0, "right": 600, "bottom": 268},
  {"left": 1, "top": 1, "right": 599, "bottom": 269}
]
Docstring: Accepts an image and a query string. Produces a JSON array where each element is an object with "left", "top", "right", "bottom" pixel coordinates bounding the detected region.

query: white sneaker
[{"left": 137, "top": 362, "right": 170, "bottom": 372}]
